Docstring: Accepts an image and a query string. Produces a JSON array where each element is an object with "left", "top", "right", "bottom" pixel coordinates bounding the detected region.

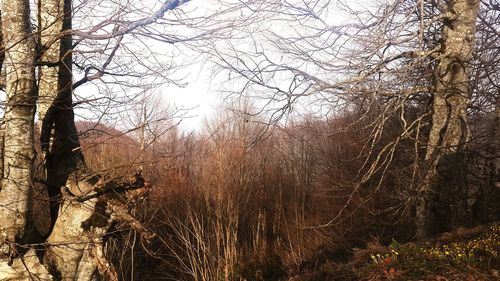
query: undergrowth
[{"left": 350, "top": 225, "right": 499, "bottom": 280}]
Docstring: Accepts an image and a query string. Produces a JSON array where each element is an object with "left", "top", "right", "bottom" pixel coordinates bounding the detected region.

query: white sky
[
  {"left": 70, "top": 0, "right": 229, "bottom": 132},
  {"left": 161, "top": 60, "right": 220, "bottom": 131},
  {"left": 2, "top": 0, "right": 374, "bottom": 132}
]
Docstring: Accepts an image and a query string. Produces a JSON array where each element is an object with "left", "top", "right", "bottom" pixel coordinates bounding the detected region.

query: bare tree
[
  {"left": 415, "top": 0, "right": 481, "bottom": 239},
  {"left": 0, "top": 0, "right": 233, "bottom": 279},
  {"left": 0, "top": 0, "right": 37, "bottom": 265},
  {"left": 211, "top": 0, "right": 498, "bottom": 238}
]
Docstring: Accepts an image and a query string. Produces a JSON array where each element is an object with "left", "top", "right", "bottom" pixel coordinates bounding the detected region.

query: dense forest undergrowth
[
  {"left": 292, "top": 224, "right": 499, "bottom": 281},
  {"left": 75, "top": 109, "right": 500, "bottom": 280}
]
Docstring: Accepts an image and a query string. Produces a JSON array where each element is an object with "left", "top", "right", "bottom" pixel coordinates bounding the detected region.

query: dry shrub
[{"left": 78, "top": 102, "right": 497, "bottom": 280}]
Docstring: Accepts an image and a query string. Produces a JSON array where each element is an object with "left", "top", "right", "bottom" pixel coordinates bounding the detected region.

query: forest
[{"left": 0, "top": 0, "right": 498, "bottom": 280}]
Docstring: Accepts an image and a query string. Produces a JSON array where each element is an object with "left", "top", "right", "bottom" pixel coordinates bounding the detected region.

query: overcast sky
[{"left": 1, "top": 0, "right": 375, "bottom": 132}]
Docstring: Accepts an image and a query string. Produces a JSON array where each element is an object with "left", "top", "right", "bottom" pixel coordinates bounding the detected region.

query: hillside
[
  {"left": 76, "top": 121, "right": 141, "bottom": 175},
  {"left": 286, "top": 225, "right": 499, "bottom": 281}
]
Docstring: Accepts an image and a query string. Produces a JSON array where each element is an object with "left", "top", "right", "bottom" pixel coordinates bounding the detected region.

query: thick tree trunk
[
  {"left": 45, "top": 194, "right": 107, "bottom": 280},
  {"left": 38, "top": 0, "right": 77, "bottom": 233},
  {"left": 38, "top": 0, "right": 67, "bottom": 119},
  {"left": 36, "top": 0, "right": 109, "bottom": 278},
  {"left": 0, "top": 11, "right": 4, "bottom": 181},
  {"left": 416, "top": 0, "right": 480, "bottom": 239},
  {"left": 0, "top": 0, "right": 37, "bottom": 257},
  {"left": 0, "top": 0, "right": 176, "bottom": 279},
  {"left": 0, "top": 11, "right": 4, "bottom": 88}
]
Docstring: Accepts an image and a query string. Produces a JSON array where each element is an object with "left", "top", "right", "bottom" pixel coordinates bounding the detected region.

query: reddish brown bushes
[{"left": 76, "top": 105, "right": 498, "bottom": 280}]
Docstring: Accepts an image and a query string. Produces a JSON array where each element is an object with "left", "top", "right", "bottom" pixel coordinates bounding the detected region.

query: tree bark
[
  {"left": 36, "top": 0, "right": 108, "bottom": 278},
  {"left": 38, "top": 0, "right": 66, "bottom": 119},
  {"left": 0, "top": 0, "right": 184, "bottom": 279},
  {"left": 0, "top": 0, "right": 37, "bottom": 258},
  {"left": 38, "top": 0, "right": 77, "bottom": 233},
  {"left": 416, "top": 0, "right": 480, "bottom": 239}
]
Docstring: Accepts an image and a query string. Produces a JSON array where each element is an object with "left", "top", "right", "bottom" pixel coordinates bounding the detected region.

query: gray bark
[
  {"left": 0, "top": 0, "right": 185, "bottom": 279},
  {"left": 38, "top": 0, "right": 66, "bottom": 120},
  {"left": 0, "top": 11, "right": 4, "bottom": 180},
  {"left": 416, "top": 0, "right": 480, "bottom": 239},
  {"left": 0, "top": 0, "right": 37, "bottom": 257},
  {"left": 0, "top": 249, "right": 51, "bottom": 280},
  {"left": 0, "top": 0, "right": 118, "bottom": 279},
  {"left": 36, "top": 0, "right": 107, "bottom": 278}
]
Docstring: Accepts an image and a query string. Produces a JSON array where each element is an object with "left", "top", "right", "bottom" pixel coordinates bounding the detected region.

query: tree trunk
[
  {"left": 0, "top": 0, "right": 145, "bottom": 279},
  {"left": 38, "top": 0, "right": 78, "bottom": 232},
  {"left": 0, "top": 0, "right": 37, "bottom": 258},
  {"left": 36, "top": 0, "right": 114, "bottom": 278},
  {"left": 416, "top": 0, "right": 480, "bottom": 239},
  {"left": 0, "top": 0, "right": 185, "bottom": 279}
]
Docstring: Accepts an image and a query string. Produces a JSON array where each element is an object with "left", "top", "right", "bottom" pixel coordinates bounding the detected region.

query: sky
[
  {"left": 66, "top": 0, "right": 368, "bottom": 132},
  {"left": 2, "top": 0, "right": 372, "bottom": 132},
  {"left": 70, "top": 0, "right": 227, "bottom": 132},
  {"left": 160, "top": 60, "right": 219, "bottom": 131},
  {"left": 151, "top": 0, "right": 236, "bottom": 132}
]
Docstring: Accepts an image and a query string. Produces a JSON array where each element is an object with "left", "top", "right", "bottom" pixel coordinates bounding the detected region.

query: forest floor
[{"left": 290, "top": 224, "right": 499, "bottom": 281}]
